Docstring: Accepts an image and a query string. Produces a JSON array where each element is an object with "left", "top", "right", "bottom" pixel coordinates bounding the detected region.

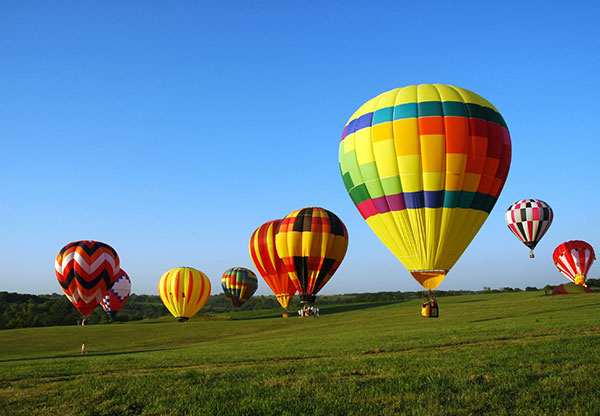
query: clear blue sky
[{"left": 1, "top": 1, "right": 599, "bottom": 296}]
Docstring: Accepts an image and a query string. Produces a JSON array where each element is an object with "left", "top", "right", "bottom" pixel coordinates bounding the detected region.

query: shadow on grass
[
  {"left": 234, "top": 301, "right": 405, "bottom": 320},
  {"left": 0, "top": 348, "right": 174, "bottom": 363},
  {"left": 470, "top": 301, "right": 600, "bottom": 323}
]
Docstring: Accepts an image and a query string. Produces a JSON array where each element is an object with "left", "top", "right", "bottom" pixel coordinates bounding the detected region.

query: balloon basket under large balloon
[
  {"left": 282, "top": 313, "right": 289, "bottom": 318},
  {"left": 421, "top": 292, "right": 439, "bottom": 318},
  {"left": 176, "top": 317, "right": 189, "bottom": 323},
  {"left": 529, "top": 251, "right": 535, "bottom": 258}
]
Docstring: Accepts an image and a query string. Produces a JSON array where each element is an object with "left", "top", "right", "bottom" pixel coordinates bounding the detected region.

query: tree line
[{"left": 1, "top": 279, "right": 597, "bottom": 330}]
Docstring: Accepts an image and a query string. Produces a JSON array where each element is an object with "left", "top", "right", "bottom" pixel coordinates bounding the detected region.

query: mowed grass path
[{"left": 0, "top": 291, "right": 598, "bottom": 415}]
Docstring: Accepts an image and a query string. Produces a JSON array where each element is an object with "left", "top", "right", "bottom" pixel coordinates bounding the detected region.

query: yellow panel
[
  {"left": 393, "top": 85, "right": 418, "bottom": 105},
  {"left": 373, "top": 139, "right": 398, "bottom": 178},
  {"left": 445, "top": 153, "right": 467, "bottom": 191},
  {"left": 397, "top": 154, "right": 422, "bottom": 193},
  {"left": 393, "top": 119, "right": 420, "bottom": 155},
  {"left": 423, "top": 172, "right": 444, "bottom": 192},
  {"left": 372, "top": 121, "right": 393, "bottom": 142},
  {"left": 424, "top": 207, "right": 442, "bottom": 268},
  {"left": 447, "top": 85, "right": 498, "bottom": 112},
  {"left": 416, "top": 84, "right": 441, "bottom": 102},
  {"left": 433, "top": 84, "right": 464, "bottom": 102},
  {"left": 355, "top": 127, "right": 376, "bottom": 165},
  {"left": 397, "top": 154, "right": 421, "bottom": 175},
  {"left": 374, "top": 88, "right": 402, "bottom": 109},
  {"left": 342, "top": 132, "right": 356, "bottom": 152},
  {"left": 420, "top": 134, "right": 445, "bottom": 172}
]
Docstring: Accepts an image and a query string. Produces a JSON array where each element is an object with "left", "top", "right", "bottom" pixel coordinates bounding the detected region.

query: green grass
[{"left": 0, "top": 291, "right": 599, "bottom": 415}]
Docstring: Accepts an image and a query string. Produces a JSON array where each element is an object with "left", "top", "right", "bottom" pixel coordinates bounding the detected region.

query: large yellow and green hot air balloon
[
  {"left": 158, "top": 267, "right": 211, "bottom": 322},
  {"left": 339, "top": 84, "right": 511, "bottom": 290}
]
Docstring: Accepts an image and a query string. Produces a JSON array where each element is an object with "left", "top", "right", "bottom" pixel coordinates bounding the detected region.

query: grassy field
[{"left": 0, "top": 291, "right": 598, "bottom": 415}]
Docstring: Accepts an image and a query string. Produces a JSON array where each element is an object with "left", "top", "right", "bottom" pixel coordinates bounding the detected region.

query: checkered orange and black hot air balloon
[
  {"left": 55, "top": 240, "right": 121, "bottom": 317},
  {"left": 275, "top": 207, "right": 349, "bottom": 304},
  {"left": 249, "top": 219, "right": 297, "bottom": 313}
]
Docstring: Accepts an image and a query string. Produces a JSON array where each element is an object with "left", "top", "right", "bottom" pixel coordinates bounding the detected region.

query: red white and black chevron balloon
[
  {"left": 55, "top": 240, "right": 120, "bottom": 317},
  {"left": 101, "top": 269, "right": 131, "bottom": 319}
]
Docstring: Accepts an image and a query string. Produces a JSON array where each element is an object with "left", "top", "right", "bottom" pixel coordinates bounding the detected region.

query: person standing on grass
[{"left": 81, "top": 343, "right": 87, "bottom": 354}]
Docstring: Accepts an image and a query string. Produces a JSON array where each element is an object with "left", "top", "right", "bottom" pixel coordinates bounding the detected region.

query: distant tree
[{"left": 525, "top": 286, "right": 538, "bottom": 291}]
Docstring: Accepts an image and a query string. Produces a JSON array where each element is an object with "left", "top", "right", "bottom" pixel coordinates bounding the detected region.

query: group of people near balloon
[{"left": 54, "top": 84, "right": 595, "bottom": 323}]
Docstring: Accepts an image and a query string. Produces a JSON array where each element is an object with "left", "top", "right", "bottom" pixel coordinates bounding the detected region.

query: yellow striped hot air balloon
[
  {"left": 339, "top": 84, "right": 511, "bottom": 291},
  {"left": 158, "top": 267, "right": 211, "bottom": 322}
]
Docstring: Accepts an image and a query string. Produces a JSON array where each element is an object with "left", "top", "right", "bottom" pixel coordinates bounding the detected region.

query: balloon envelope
[
  {"left": 101, "top": 269, "right": 131, "bottom": 319},
  {"left": 275, "top": 207, "right": 348, "bottom": 303},
  {"left": 55, "top": 240, "right": 120, "bottom": 317},
  {"left": 505, "top": 199, "right": 553, "bottom": 257},
  {"left": 221, "top": 267, "right": 258, "bottom": 307},
  {"left": 339, "top": 84, "right": 511, "bottom": 289},
  {"left": 553, "top": 240, "right": 595, "bottom": 287},
  {"left": 249, "top": 219, "right": 297, "bottom": 310},
  {"left": 158, "top": 267, "right": 211, "bottom": 321}
]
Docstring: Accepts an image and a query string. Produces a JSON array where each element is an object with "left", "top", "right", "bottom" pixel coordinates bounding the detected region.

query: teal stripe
[
  {"left": 348, "top": 101, "right": 507, "bottom": 135},
  {"left": 442, "top": 102, "right": 467, "bottom": 117},
  {"left": 393, "top": 103, "right": 417, "bottom": 120},
  {"left": 443, "top": 191, "right": 462, "bottom": 208},
  {"left": 418, "top": 101, "right": 443, "bottom": 117},
  {"left": 373, "top": 107, "right": 394, "bottom": 125}
]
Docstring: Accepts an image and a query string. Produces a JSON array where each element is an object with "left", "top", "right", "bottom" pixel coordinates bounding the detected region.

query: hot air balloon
[
  {"left": 275, "top": 207, "right": 349, "bottom": 304},
  {"left": 221, "top": 267, "right": 258, "bottom": 307},
  {"left": 338, "top": 84, "right": 511, "bottom": 296},
  {"left": 249, "top": 219, "right": 297, "bottom": 315},
  {"left": 100, "top": 269, "right": 131, "bottom": 319},
  {"left": 505, "top": 199, "right": 553, "bottom": 258},
  {"left": 553, "top": 240, "right": 596, "bottom": 287},
  {"left": 55, "top": 240, "right": 120, "bottom": 317},
  {"left": 158, "top": 267, "right": 211, "bottom": 322}
]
